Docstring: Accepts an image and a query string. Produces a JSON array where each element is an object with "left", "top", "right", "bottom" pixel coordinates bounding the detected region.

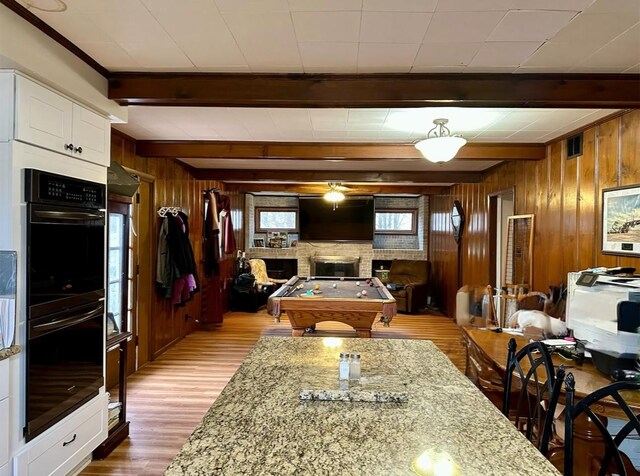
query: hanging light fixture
[
  {"left": 414, "top": 118, "right": 467, "bottom": 164},
  {"left": 323, "top": 183, "right": 345, "bottom": 211}
]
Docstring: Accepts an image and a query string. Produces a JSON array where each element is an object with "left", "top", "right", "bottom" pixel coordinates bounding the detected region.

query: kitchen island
[{"left": 165, "top": 336, "right": 560, "bottom": 475}]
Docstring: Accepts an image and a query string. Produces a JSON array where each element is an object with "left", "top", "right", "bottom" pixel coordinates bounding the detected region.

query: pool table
[{"left": 268, "top": 276, "right": 396, "bottom": 337}]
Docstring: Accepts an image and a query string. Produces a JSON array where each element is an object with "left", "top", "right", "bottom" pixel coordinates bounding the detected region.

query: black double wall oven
[{"left": 25, "top": 169, "right": 106, "bottom": 441}]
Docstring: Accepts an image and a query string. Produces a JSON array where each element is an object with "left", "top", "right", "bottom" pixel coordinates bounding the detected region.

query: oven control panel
[{"left": 25, "top": 169, "right": 105, "bottom": 209}]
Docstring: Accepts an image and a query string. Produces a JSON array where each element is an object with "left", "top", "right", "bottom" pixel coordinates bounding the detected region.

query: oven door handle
[
  {"left": 32, "top": 305, "right": 104, "bottom": 334},
  {"left": 33, "top": 210, "right": 104, "bottom": 222}
]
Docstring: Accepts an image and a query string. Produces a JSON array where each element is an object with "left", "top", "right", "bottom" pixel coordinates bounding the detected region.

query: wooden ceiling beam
[
  {"left": 136, "top": 140, "right": 545, "bottom": 160},
  {"left": 191, "top": 170, "right": 482, "bottom": 183},
  {"left": 109, "top": 73, "right": 640, "bottom": 108},
  {"left": 223, "top": 183, "right": 448, "bottom": 194}
]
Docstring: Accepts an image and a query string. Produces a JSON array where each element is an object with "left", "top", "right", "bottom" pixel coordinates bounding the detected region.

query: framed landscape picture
[{"left": 602, "top": 184, "right": 640, "bottom": 256}]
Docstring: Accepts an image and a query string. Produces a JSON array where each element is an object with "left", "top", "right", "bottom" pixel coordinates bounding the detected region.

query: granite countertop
[
  {"left": 166, "top": 337, "right": 560, "bottom": 476},
  {"left": 0, "top": 345, "right": 20, "bottom": 361}
]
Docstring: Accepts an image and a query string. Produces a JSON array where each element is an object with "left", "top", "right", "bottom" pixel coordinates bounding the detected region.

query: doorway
[{"left": 488, "top": 189, "right": 514, "bottom": 290}]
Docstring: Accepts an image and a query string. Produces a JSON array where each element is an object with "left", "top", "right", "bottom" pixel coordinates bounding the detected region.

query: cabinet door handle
[
  {"left": 62, "top": 433, "right": 77, "bottom": 447},
  {"left": 64, "top": 143, "right": 74, "bottom": 151},
  {"left": 74, "top": 146, "right": 83, "bottom": 154}
]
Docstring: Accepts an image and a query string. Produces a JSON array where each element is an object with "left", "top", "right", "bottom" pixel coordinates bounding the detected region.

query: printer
[{"left": 567, "top": 271, "right": 640, "bottom": 360}]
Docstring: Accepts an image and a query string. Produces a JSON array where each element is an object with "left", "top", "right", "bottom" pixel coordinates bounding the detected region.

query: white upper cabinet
[
  {"left": 14, "top": 75, "right": 109, "bottom": 166},
  {"left": 71, "top": 104, "right": 110, "bottom": 166}
]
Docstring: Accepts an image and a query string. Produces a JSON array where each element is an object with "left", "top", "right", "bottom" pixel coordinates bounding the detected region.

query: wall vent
[{"left": 567, "top": 132, "right": 583, "bottom": 159}]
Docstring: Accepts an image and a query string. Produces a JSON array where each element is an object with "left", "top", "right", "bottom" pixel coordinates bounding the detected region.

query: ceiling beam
[
  {"left": 136, "top": 141, "right": 545, "bottom": 160},
  {"left": 224, "top": 183, "right": 448, "bottom": 194},
  {"left": 109, "top": 73, "right": 640, "bottom": 108},
  {"left": 191, "top": 170, "right": 482, "bottom": 183}
]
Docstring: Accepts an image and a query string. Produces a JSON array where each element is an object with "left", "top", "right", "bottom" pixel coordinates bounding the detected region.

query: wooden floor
[{"left": 82, "top": 310, "right": 465, "bottom": 475}]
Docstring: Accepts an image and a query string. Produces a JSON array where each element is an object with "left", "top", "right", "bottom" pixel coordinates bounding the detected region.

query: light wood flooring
[{"left": 82, "top": 310, "right": 465, "bottom": 475}]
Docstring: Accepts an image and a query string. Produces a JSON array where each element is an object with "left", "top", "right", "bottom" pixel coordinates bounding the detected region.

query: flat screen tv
[{"left": 299, "top": 196, "right": 374, "bottom": 241}]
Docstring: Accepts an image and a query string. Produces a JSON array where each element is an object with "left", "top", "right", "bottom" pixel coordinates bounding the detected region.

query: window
[
  {"left": 256, "top": 207, "right": 298, "bottom": 232},
  {"left": 375, "top": 209, "right": 417, "bottom": 234}
]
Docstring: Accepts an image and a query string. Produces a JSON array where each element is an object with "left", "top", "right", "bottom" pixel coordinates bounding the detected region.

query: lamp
[
  {"left": 414, "top": 119, "right": 467, "bottom": 163},
  {"left": 324, "top": 183, "right": 345, "bottom": 211}
]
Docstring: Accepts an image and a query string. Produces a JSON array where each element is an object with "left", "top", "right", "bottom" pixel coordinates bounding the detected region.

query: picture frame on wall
[
  {"left": 253, "top": 238, "right": 265, "bottom": 247},
  {"left": 602, "top": 184, "right": 640, "bottom": 256}
]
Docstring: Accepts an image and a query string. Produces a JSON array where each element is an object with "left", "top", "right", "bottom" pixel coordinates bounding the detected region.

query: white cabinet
[
  {"left": 12, "top": 394, "right": 107, "bottom": 476},
  {"left": 14, "top": 75, "right": 110, "bottom": 166},
  {"left": 0, "top": 359, "right": 9, "bottom": 472}
]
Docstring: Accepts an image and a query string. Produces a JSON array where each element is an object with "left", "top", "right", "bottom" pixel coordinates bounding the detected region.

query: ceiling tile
[
  {"left": 363, "top": 0, "right": 438, "bottom": 12},
  {"left": 63, "top": 0, "right": 148, "bottom": 13},
  {"left": 360, "top": 11, "right": 433, "bottom": 43},
  {"left": 510, "top": 0, "right": 595, "bottom": 10},
  {"left": 29, "top": 11, "right": 114, "bottom": 43},
  {"left": 357, "top": 43, "right": 419, "bottom": 72},
  {"left": 298, "top": 42, "right": 359, "bottom": 70},
  {"left": 410, "top": 65, "right": 467, "bottom": 72},
  {"left": 550, "top": 13, "right": 639, "bottom": 44},
  {"left": 435, "top": 0, "right": 513, "bottom": 12},
  {"left": 288, "top": 0, "right": 363, "bottom": 11},
  {"left": 488, "top": 10, "right": 578, "bottom": 42},
  {"left": 624, "top": 63, "right": 640, "bottom": 72},
  {"left": 76, "top": 41, "right": 141, "bottom": 69},
  {"left": 120, "top": 39, "right": 194, "bottom": 68},
  {"left": 506, "top": 130, "right": 549, "bottom": 141},
  {"left": 463, "top": 66, "right": 519, "bottom": 72},
  {"left": 222, "top": 12, "right": 302, "bottom": 68},
  {"left": 423, "top": 11, "right": 505, "bottom": 43},
  {"left": 469, "top": 41, "right": 542, "bottom": 66},
  {"left": 89, "top": 7, "right": 171, "bottom": 44},
  {"left": 586, "top": 0, "right": 640, "bottom": 15},
  {"left": 292, "top": 12, "right": 361, "bottom": 42},
  {"left": 347, "top": 109, "right": 389, "bottom": 124},
  {"left": 270, "top": 109, "right": 313, "bottom": 130},
  {"left": 214, "top": 0, "right": 290, "bottom": 12},
  {"left": 145, "top": 2, "right": 247, "bottom": 68},
  {"left": 521, "top": 41, "right": 599, "bottom": 68},
  {"left": 413, "top": 42, "right": 482, "bottom": 66},
  {"left": 576, "top": 40, "right": 640, "bottom": 70}
]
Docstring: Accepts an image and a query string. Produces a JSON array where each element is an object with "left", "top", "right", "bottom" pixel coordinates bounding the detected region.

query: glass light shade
[
  {"left": 415, "top": 136, "right": 467, "bottom": 164},
  {"left": 324, "top": 190, "right": 345, "bottom": 202}
]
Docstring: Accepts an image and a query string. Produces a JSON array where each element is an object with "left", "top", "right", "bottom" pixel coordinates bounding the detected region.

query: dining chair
[
  {"left": 563, "top": 372, "right": 640, "bottom": 476},
  {"left": 502, "top": 337, "right": 565, "bottom": 455}
]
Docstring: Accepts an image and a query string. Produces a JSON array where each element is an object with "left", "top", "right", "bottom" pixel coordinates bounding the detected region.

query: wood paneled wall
[
  {"left": 111, "top": 132, "right": 240, "bottom": 360},
  {"left": 430, "top": 110, "right": 640, "bottom": 316}
]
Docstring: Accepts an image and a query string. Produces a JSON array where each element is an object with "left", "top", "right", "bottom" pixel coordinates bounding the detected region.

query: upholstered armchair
[
  {"left": 249, "top": 259, "right": 287, "bottom": 293},
  {"left": 387, "top": 260, "right": 430, "bottom": 314}
]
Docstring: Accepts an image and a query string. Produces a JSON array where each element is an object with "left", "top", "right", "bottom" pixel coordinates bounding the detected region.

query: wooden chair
[
  {"left": 562, "top": 373, "right": 640, "bottom": 476},
  {"left": 502, "top": 338, "right": 565, "bottom": 455}
]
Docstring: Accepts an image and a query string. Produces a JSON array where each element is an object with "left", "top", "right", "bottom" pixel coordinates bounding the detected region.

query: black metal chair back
[
  {"left": 502, "top": 337, "right": 564, "bottom": 455},
  {"left": 564, "top": 373, "right": 640, "bottom": 476}
]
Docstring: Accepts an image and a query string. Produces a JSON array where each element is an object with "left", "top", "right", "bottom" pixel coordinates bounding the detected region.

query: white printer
[{"left": 567, "top": 271, "right": 640, "bottom": 356}]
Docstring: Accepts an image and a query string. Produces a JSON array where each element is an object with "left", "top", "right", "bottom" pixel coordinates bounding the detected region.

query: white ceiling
[
  {"left": 19, "top": 0, "right": 640, "bottom": 73},
  {"left": 114, "top": 106, "right": 616, "bottom": 143},
  {"left": 13, "top": 0, "right": 639, "bottom": 182}
]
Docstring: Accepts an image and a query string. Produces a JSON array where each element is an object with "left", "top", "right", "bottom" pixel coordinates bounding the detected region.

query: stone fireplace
[{"left": 309, "top": 256, "right": 360, "bottom": 277}]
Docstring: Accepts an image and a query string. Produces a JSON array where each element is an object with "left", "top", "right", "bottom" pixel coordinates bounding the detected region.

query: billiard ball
[
  {"left": 355, "top": 281, "right": 360, "bottom": 286},
  {"left": 365, "top": 279, "right": 371, "bottom": 284},
  {"left": 361, "top": 290, "right": 368, "bottom": 296},
  {"left": 314, "top": 284, "right": 320, "bottom": 290},
  {"left": 332, "top": 283, "right": 337, "bottom": 288},
  {"left": 356, "top": 292, "right": 362, "bottom": 298}
]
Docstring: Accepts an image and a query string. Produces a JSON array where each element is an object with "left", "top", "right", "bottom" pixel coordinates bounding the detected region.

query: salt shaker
[
  {"left": 349, "top": 353, "right": 361, "bottom": 381},
  {"left": 339, "top": 352, "right": 350, "bottom": 382}
]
